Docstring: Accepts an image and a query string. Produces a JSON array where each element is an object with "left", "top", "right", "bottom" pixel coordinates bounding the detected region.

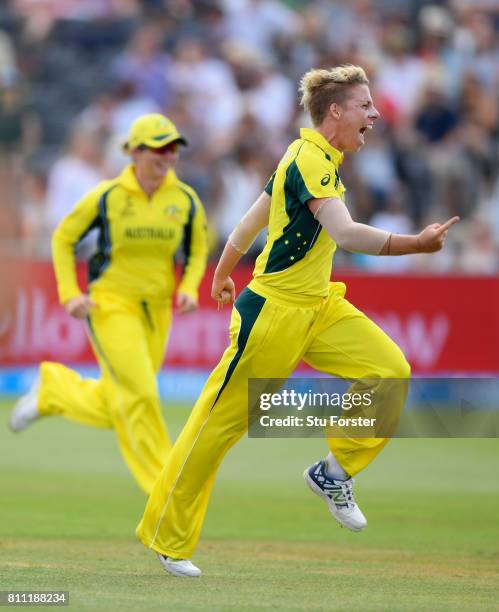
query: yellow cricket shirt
[
  {"left": 250, "top": 128, "right": 346, "bottom": 303},
  {"left": 52, "top": 164, "right": 208, "bottom": 305}
]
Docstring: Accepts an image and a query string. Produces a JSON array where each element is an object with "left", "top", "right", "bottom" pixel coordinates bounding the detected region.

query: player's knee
[
  {"left": 136, "top": 387, "right": 159, "bottom": 407},
  {"left": 119, "top": 380, "right": 159, "bottom": 409},
  {"left": 387, "top": 355, "right": 411, "bottom": 380}
]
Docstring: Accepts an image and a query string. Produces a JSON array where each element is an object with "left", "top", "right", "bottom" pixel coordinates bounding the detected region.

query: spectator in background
[
  {"left": 353, "top": 123, "right": 397, "bottom": 213},
  {"left": 0, "top": 31, "right": 40, "bottom": 240},
  {"left": 224, "top": 0, "right": 299, "bottom": 59},
  {"left": 12, "top": 0, "right": 141, "bottom": 44},
  {"left": 163, "top": 90, "right": 214, "bottom": 198},
  {"left": 357, "top": 190, "right": 414, "bottom": 273},
  {"left": 391, "top": 122, "right": 433, "bottom": 227},
  {"left": 79, "top": 81, "right": 160, "bottom": 142},
  {"left": 462, "top": 13, "right": 499, "bottom": 95},
  {"left": 11, "top": 0, "right": 59, "bottom": 43},
  {"left": 223, "top": 41, "right": 295, "bottom": 136},
  {"left": 457, "top": 219, "right": 497, "bottom": 274},
  {"left": 418, "top": 5, "right": 464, "bottom": 100},
  {"left": 19, "top": 165, "right": 50, "bottom": 258},
  {"left": 414, "top": 81, "right": 468, "bottom": 221},
  {"left": 109, "top": 22, "right": 173, "bottom": 109},
  {"left": 213, "top": 143, "right": 268, "bottom": 253},
  {"left": 100, "top": 80, "right": 160, "bottom": 139},
  {"left": 274, "top": 8, "right": 326, "bottom": 81},
  {"left": 191, "top": 0, "right": 229, "bottom": 51},
  {"left": 77, "top": 80, "right": 161, "bottom": 177},
  {"left": 244, "top": 57, "right": 295, "bottom": 135},
  {"left": 375, "top": 25, "right": 428, "bottom": 122},
  {"left": 316, "top": 0, "right": 382, "bottom": 62},
  {"left": 414, "top": 82, "right": 459, "bottom": 144},
  {"left": 0, "top": 29, "right": 17, "bottom": 85},
  {"left": 482, "top": 176, "right": 499, "bottom": 256},
  {"left": 45, "top": 126, "right": 104, "bottom": 249},
  {"left": 170, "top": 37, "right": 242, "bottom": 153},
  {"left": 1, "top": 0, "right": 497, "bottom": 272}
]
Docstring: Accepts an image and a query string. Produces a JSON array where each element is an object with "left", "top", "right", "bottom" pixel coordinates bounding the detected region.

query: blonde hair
[{"left": 299, "top": 64, "right": 369, "bottom": 125}]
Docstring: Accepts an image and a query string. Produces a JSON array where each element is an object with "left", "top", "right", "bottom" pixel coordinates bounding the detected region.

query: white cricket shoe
[
  {"left": 9, "top": 377, "right": 41, "bottom": 433},
  {"left": 304, "top": 460, "right": 367, "bottom": 532},
  {"left": 157, "top": 554, "right": 202, "bottom": 578}
]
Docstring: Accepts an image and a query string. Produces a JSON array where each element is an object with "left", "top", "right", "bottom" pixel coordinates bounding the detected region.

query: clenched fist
[
  {"left": 211, "top": 275, "right": 235, "bottom": 309},
  {"left": 64, "top": 295, "right": 97, "bottom": 319}
]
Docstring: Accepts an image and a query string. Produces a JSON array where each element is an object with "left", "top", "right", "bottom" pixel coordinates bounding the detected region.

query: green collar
[{"left": 300, "top": 128, "right": 344, "bottom": 166}]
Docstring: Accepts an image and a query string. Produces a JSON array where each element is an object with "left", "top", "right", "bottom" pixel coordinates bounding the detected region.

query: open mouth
[{"left": 359, "top": 125, "right": 372, "bottom": 135}]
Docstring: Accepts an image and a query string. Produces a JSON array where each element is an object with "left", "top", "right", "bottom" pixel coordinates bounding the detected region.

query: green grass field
[{"left": 1, "top": 400, "right": 498, "bottom": 611}]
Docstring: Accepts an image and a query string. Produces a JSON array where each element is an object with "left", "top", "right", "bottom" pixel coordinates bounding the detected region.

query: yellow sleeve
[
  {"left": 177, "top": 190, "right": 209, "bottom": 301},
  {"left": 51, "top": 183, "right": 107, "bottom": 304}
]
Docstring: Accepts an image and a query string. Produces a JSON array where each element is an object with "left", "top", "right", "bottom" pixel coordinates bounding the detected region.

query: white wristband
[{"left": 228, "top": 233, "right": 248, "bottom": 255}]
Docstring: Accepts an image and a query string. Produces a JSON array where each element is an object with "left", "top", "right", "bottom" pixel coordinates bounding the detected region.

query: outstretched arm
[
  {"left": 379, "top": 216, "right": 460, "bottom": 255},
  {"left": 212, "top": 192, "right": 271, "bottom": 306},
  {"left": 308, "top": 198, "right": 459, "bottom": 255}
]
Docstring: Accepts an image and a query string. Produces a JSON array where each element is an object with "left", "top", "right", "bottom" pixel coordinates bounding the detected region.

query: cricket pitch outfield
[{"left": 1, "top": 402, "right": 498, "bottom": 611}]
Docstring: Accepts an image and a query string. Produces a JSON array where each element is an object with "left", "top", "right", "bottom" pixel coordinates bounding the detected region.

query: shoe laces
[
  {"left": 336, "top": 478, "right": 355, "bottom": 508},
  {"left": 321, "top": 470, "right": 355, "bottom": 508}
]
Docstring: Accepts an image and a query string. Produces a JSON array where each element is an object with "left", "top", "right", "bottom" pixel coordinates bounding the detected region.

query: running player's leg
[
  {"left": 38, "top": 361, "right": 111, "bottom": 427},
  {"left": 301, "top": 285, "right": 409, "bottom": 530},
  {"left": 86, "top": 299, "right": 172, "bottom": 493},
  {"left": 9, "top": 360, "right": 112, "bottom": 433},
  {"left": 137, "top": 289, "right": 315, "bottom": 560},
  {"left": 304, "top": 284, "right": 410, "bottom": 476},
  {"left": 34, "top": 295, "right": 133, "bottom": 429},
  {"left": 143, "top": 301, "right": 172, "bottom": 373},
  {"left": 40, "top": 296, "right": 171, "bottom": 493}
]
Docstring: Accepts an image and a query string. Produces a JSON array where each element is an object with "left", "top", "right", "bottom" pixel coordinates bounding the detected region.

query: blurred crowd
[{"left": 0, "top": 0, "right": 498, "bottom": 273}]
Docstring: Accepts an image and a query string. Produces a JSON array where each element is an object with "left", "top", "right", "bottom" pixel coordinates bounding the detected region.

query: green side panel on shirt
[
  {"left": 264, "top": 160, "right": 322, "bottom": 273},
  {"left": 264, "top": 172, "right": 276, "bottom": 196}
]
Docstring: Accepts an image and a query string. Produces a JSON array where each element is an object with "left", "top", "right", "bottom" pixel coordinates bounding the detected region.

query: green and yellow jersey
[
  {"left": 52, "top": 164, "right": 208, "bottom": 305},
  {"left": 250, "top": 128, "right": 346, "bottom": 303}
]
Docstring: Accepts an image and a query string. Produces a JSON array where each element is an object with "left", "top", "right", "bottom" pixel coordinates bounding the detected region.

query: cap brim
[
  {"left": 145, "top": 134, "right": 188, "bottom": 148},
  {"left": 122, "top": 135, "right": 188, "bottom": 153}
]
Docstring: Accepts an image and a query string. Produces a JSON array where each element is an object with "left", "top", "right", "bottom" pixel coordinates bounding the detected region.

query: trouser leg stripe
[{"left": 210, "top": 288, "right": 265, "bottom": 410}]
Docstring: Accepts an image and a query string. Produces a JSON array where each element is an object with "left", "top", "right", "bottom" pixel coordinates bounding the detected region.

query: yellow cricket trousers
[
  {"left": 137, "top": 282, "right": 410, "bottom": 557},
  {"left": 38, "top": 291, "right": 172, "bottom": 494}
]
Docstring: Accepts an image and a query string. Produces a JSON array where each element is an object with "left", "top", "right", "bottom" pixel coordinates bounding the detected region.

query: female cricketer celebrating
[
  {"left": 10, "top": 113, "right": 208, "bottom": 495},
  {"left": 136, "top": 66, "right": 459, "bottom": 577}
]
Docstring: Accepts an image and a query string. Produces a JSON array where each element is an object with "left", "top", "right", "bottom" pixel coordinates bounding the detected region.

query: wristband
[{"left": 228, "top": 234, "right": 248, "bottom": 255}]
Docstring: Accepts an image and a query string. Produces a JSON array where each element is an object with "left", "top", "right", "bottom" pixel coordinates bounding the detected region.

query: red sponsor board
[{"left": 0, "top": 260, "right": 497, "bottom": 373}]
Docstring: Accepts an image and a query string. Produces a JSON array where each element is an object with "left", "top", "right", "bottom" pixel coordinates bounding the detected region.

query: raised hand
[{"left": 416, "top": 216, "right": 460, "bottom": 253}]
